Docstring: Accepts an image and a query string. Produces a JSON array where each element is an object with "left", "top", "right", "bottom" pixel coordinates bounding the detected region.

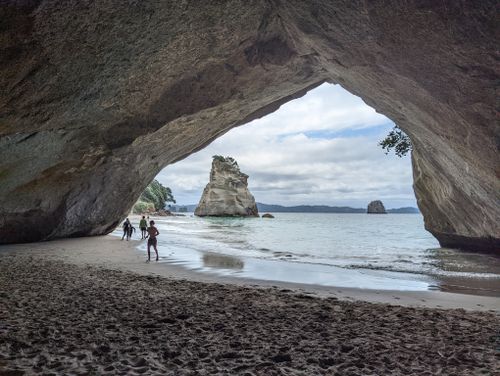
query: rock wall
[
  {"left": 195, "top": 157, "right": 258, "bottom": 217},
  {"left": 0, "top": 1, "right": 498, "bottom": 252},
  {"left": 367, "top": 201, "right": 386, "bottom": 214}
]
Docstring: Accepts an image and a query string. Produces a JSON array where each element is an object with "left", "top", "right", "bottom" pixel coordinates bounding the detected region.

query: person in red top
[{"left": 145, "top": 220, "right": 160, "bottom": 262}]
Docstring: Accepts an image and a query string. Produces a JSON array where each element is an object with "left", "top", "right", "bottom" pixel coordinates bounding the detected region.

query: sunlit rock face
[
  {"left": 195, "top": 157, "right": 258, "bottom": 217},
  {"left": 0, "top": 1, "right": 498, "bottom": 252},
  {"left": 367, "top": 201, "right": 386, "bottom": 214}
]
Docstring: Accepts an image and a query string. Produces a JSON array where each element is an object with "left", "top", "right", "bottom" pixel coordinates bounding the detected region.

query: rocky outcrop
[
  {"left": 262, "top": 213, "right": 275, "bottom": 219},
  {"left": 367, "top": 201, "right": 387, "bottom": 214},
  {"left": 0, "top": 1, "right": 498, "bottom": 252},
  {"left": 195, "top": 157, "right": 258, "bottom": 217}
]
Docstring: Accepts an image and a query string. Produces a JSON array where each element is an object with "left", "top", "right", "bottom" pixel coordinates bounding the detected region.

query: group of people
[{"left": 121, "top": 216, "right": 160, "bottom": 262}]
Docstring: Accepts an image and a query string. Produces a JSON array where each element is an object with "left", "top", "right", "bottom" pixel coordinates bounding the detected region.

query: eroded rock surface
[
  {"left": 367, "top": 201, "right": 386, "bottom": 214},
  {"left": 195, "top": 157, "right": 258, "bottom": 217},
  {"left": 0, "top": 1, "right": 498, "bottom": 251}
]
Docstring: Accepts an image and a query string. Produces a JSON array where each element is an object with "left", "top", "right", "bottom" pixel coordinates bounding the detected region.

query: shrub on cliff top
[
  {"left": 212, "top": 155, "right": 226, "bottom": 162},
  {"left": 212, "top": 155, "right": 238, "bottom": 168}
]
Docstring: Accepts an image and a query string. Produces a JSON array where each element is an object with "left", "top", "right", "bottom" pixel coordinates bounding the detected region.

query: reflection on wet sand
[
  {"left": 436, "top": 276, "right": 500, "bottom": 297},
  {"left": 202, "top": 252, "right": 244, "bottom": 270},
  {"left": 428, "top": 248, "right": 500, "bottom": 296}
]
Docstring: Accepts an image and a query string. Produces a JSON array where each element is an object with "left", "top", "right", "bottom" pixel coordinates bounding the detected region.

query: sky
[{"left": 156, "top": 83, "right": 416, "bottom": 209}]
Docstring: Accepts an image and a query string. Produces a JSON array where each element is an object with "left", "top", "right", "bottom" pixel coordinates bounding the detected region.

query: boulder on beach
[
  {"left": 367, "top": 200, "right": 387, "bottom": 214},
  {"left": 195, "top": 156, "right": 258, "bottom": 217},
  {"left": 262, "top": 213, "right": 275, "bottom": 218}
]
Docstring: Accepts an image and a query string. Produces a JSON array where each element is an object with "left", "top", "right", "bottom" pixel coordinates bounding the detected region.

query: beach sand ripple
[{"left": 0, "top": 254, "right": 498, "bottom": 375}]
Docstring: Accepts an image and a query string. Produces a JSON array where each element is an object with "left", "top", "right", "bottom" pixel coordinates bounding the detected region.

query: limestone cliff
[
  {"left": 367, "top": 201, "right": 387, "bottom": 214},
  {"left": 0, "top": 1, "right": 498, "bottom": 252},
  {"left": 195, "top": 157, "right": 258, "bottom": 217}
]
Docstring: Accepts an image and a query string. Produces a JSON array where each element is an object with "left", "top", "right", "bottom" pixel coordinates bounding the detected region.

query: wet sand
[{"left": 0, "top": 237, "right": 499, "bottom": 375}]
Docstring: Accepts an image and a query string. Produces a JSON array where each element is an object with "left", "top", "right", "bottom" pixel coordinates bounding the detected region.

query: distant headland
[{"left": 169, "top": 203, "right": 420, "bottom": 214}]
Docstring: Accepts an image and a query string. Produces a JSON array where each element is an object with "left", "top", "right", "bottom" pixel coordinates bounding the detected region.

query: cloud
[{"left": 156, "top": 83, "right": 416, "bottom": 209}]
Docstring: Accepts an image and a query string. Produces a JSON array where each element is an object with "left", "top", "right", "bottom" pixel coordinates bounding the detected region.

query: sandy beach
[{"left": 1, "top": 237, "right": 499, "bottom": 375}]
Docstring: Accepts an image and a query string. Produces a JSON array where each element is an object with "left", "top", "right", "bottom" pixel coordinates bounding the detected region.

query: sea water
[{"left": 117, "top": 213, "right": 500, "bottom": 295}]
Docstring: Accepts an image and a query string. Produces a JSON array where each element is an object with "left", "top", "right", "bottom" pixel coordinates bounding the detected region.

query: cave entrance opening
[{"left": 157, "top": 82, "right": 417, "bottom": 213}]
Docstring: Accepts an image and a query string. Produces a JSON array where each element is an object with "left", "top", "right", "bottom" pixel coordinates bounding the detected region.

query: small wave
[
  {"left": 272, "top": 251, "right": 294, "bottom": 257},
  {"left": 342, "top": 264, "right": 500, "bottom": 279},
  {"left": 395, "top": 259, "right": 417, "bottom": 264}
]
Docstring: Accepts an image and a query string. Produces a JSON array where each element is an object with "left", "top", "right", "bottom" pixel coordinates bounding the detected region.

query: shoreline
[
  {"left": 1, "top": 235, "right": 498, "bottom": 312},
  {"left": 125, "top": 213, "right": 500, "bottom": 298}
]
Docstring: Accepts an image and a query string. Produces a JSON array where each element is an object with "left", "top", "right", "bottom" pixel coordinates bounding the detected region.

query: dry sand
[{"left": 0, "top": 236, "right": 499, "bottom": 375}]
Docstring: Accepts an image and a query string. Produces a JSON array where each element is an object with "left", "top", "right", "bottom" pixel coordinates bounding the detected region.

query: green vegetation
[
  {"left": 212, "top": 155, "right": 226, "bottom": 162},
  {"left": 133, "top": 200, "right": 155, "bottom": 214},
  {"left": 212, "top": 155, "right": 238, "bottom": 168},
  {"left": 133, "top": 179, "right": 175, "bottom": 213},
  {"left": 379, "top": 126, "right": 412, "bottom": 157}
]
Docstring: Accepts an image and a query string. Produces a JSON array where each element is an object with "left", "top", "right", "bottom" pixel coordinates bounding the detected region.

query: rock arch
[{"left": 0, "top": 1, "right": 498, "bottom": 251}]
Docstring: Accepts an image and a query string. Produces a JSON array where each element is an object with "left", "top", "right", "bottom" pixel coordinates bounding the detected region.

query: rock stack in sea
[
  {"left": 195, "top": 156, "right": 259, "bottom": 217},
  {"left": 367, "top": 200, "right": 387, "bottom": 214}
]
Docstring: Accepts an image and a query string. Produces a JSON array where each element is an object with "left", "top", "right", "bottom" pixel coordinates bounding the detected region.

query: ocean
[{"left": 117, "top": 213, "right": 500, "bottom": 295}]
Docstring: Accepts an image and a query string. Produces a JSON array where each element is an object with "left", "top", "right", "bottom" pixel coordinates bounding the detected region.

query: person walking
[
  {"left": 121, "top": 218, "right": 131, "bottom": 240},
  {"left": 139, "top": 216, "right": 148, "bottom": 239},
  {"left": 126, "top": 223, "right": 136, "bottom": 241},
  {"left": 145, "top": 220, "right": 160, "bottom": 262}
]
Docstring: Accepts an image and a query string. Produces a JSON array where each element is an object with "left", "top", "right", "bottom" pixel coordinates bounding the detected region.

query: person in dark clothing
[
  {"left": 126, "top": 223, "right": 136, "bottom": 241},
  {"left": 145, "top": 220, "right": 160, "bottom": 262},
  {"left": 121, "top": 218, "right": 131, "bottom": 240}
]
